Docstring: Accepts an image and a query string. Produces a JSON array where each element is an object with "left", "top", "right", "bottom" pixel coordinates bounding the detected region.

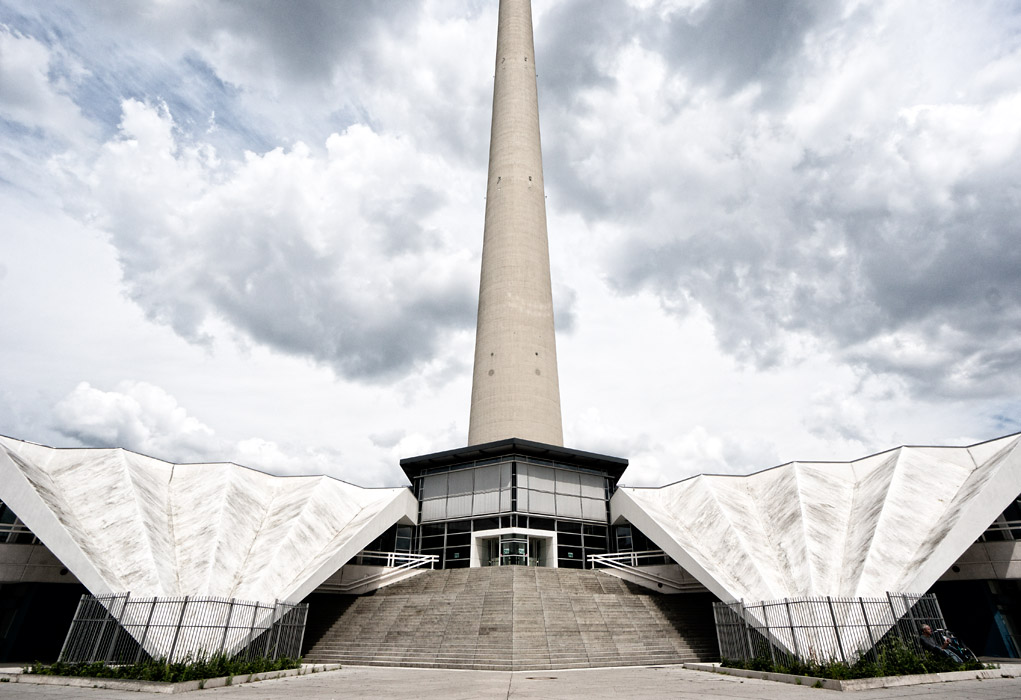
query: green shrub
[
  {"left": 720, "top": 639, "right": 984, "bottom": 681},
  {"left": 26, "top": 654, "right": 301, "bottom": 683}
]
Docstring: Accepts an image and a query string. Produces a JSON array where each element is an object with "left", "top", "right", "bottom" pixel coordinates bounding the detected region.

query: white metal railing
[
  {"left": 319, "top": 552, "right": 438, "bottom": 593},
  {"left": 588, "top": 550, "right": 705, "bottom": 592},
  {"left": 981, "top": 519, "right": 1021, "bottom": 540},
  {"left": 0, "top": 520, "right": 38, "bottom": 544}
]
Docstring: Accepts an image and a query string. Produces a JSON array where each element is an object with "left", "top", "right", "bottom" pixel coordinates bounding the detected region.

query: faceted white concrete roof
[
  {"left": 0, "top": 435, "right": 417, "bottom": 603},
  {"left": 612, "top": 433, "right": 1021, "bottom": 603}
]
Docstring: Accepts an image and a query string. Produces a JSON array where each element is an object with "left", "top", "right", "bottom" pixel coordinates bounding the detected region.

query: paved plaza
[{"left": 3, "top": 665, "right": 1021, "bottom": 700}]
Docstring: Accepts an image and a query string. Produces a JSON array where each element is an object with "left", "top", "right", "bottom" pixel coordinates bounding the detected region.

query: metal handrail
[
  {"left": 588, "top": 550, "right": 704, "bottom": 592},
  {"left": 985, "top": 519, "right": 1021, "bottom": 531},
  {"left": 0, "top": 522, "right": 33, "bottom": 533},
  {"left": 319, "top": 551, "right": 438, "bottom": 593}
]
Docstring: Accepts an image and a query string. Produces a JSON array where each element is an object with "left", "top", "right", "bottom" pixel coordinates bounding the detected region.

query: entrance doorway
[{"left": 482, "top": 533, "right": 549, "bottom": 567}]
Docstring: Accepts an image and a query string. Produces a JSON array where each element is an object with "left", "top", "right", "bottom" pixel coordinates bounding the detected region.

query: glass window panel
[
  {"left": 448, "top": 469, "right": 474, "bottom": 496},
  {"left": 474, "top": 465, "right": 500, "bottom": 492},
  {"left": 473, "top": 517, "right": 500, "bottom": 531},
  {"left": 447, "top": 494, "right": 472, "bottom": 519},
  {"left": 527, "top": 489, "right": 556, "bottom": 515},
  {"left": 556, "top": 494, "right": 583, "bottom": 518},
  {"left": 558, "top": 533, "right": 582, "bottom": 547},
  {"left": 500, "top": 463, "right": 512, "bottom": 489},
  {"left": 420, "top": 535, "right": 445, "bottom": 548},
  {"left": 446, "top": 546, "right": 470, "bottom": 561},
  {"left": 421, "top": 499, "right": 445, "bottom": 521},
  {"left": 579, "top": 473, "right": 604, "bottom": 499},
  {"left": 446, "top": 533, "right": 470, "bottom": 547},
  {"left": 557, "top": 545, "right": 583, "bottom": 559},
  {"left": 555, "top": 470, "right": 581, "bottom": 495},
  {"left": 473, "top": 489, "right": 500, "bottom": 515},
  {"left": 500, "top": 489, "right": 512, "bottom": 512},
  {"left": 529, "top": 517, "right": 555, "bottom": 531},
  {"left": 447, "top": 520, "right": 472, "bottom": 533},
  {"left": 581, "top": 497, "right": 606, "bottom": 521},
  {"left": 529, "top": 465, "right": 556, "bottom": 492},
  {"left": 421, "top": 473, "right": 448, "bottom": 500},
  {"left": 516, "top": 463, "right": 529, "bottom": 490},
  {"left": 422, "top": 523, "right": 446, "bottom": 537}
]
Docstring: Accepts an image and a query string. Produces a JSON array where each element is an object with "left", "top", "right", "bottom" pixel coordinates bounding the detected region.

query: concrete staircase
[{"left": 302, "top": 567, "right": 719, "bottom": 670}]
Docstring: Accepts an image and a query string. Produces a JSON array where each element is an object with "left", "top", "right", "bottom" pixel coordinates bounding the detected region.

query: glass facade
[{"left": 409, "top": 454, "right": 613, "bottom": 569}]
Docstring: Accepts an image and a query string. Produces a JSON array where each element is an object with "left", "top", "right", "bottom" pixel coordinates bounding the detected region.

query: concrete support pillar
[{"left": 468, "top": 0, "right": 563, "bottom": 446}]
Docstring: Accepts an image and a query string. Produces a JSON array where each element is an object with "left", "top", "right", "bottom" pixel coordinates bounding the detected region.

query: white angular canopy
[
  {"left": 0, "top": 435, "right": 417, "bottom": 603},
  {"left": 612, "top": 433, "right": 1021, "bottom": 603}
]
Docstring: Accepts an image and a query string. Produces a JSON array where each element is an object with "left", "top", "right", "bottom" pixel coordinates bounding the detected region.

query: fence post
[
  {"left": 885, "top": 591, "right": 898, "bottom": 624},
  {"left": 58, "top": 593, "right": 89, "bottom": 662},
  {"left": 711, "top": 602, "right": 721, "bottom": 657},
  {"left": 167, "top": 596, "right": 190, "bottom": 663},
  {"left": 858, "top": 597, "right": 877, "bottom": 659},
  {"left": 134, "top": 597, "right": 157, "bottom": 663},
  {"left": 826, "top": 596, "right": 847, "bottom": 663},
  {"left": 88, "top": 595, "right": 116, "bottom": 663},
  {"left": 103, "top": 593, "right": 127, "bottom": 663},
  {"left": 740, "top": 600, "right": 754, "bottom": 660},
  {"left": 296, "top": 604, "right": 309, "bottom": 660},
  {"left": 902, "top": 594, "right": 918, "bottom": 630},
  {"left": 784, "top": 598, "right": 800, "bottom": 660},
  {"left": 262, "top": 600, "right": 277, "bottom": 658},
  {"left": 271, "top": 605, "right": 285, "bottom": 660},
  {"left": 763, "top": 601, "right": 777, "bottom": 665},
  {"left": 928, "top": 593, "right": 948, "bottom": 630},
  {"left": 219, "top": 598, "right": 235, "bottom": 656},
  {"left": 243, "top": 599, "right": 260, "bottom": 659}
]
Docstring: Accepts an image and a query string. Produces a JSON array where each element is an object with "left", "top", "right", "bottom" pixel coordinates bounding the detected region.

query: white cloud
[
  {"left": 54, "top": 381, "right": 219, "bottom": 462},
  {"left": 81, "top": 99, "right": 478, "bottom": 380},
  {"left": 52, "top": 380, "right": 361, "bottom": 478},
  {"left": 0, "top": 25, "right": 92, "bottom": 142}
]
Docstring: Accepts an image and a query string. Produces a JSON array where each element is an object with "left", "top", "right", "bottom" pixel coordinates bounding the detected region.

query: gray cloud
[
  {"left": 535, "top": 0, "right": 632, "bottom": 106},
  {"left": 530, "top": 1, "right": 1021, "bottom": 403},
  {"left": 652, "top": 0, "right": 841, "bottom": 103},
  {"left": 611, "top": 127, "right": 1021, "bottom": 398},
  {"left": 87, "top": 102, "right": 478, "bottom": 383}
]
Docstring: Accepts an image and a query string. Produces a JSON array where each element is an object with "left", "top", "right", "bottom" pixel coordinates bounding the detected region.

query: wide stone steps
[{"left": 303, "top": 567, "right": 718, "bottom": 670}]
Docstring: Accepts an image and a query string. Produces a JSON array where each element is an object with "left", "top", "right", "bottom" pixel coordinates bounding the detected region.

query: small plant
[
  {"left": 720, "top": 639, "right": 985, "bottom": 681},
  {"left": 25, "top": 654, "right": 301, "bottom": 683}
]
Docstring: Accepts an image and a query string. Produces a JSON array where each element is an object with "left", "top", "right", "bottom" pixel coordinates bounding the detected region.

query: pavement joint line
[{"left": 681, "top": 662, "right": 1021, "bottom": 692}]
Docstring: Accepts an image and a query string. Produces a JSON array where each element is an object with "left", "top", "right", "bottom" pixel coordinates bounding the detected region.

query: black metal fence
[
  {"left": 59, "top": 594, "right": 308, "bottom": 664},
  {"left": 714, "top": 593, "right": 946, "bottom": 665}
]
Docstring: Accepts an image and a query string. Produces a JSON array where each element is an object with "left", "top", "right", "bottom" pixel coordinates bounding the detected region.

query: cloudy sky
[{"left": 2, "top": 0, "right": 1019, "bottom": 487}]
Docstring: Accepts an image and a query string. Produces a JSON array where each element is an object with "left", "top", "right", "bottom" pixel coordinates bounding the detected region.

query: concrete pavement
[{"left": 3, "top": 664, "right": 1021, "bottom": 699}]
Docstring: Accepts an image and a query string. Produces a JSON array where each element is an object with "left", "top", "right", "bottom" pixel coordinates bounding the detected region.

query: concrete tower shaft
[{"left": 468, "top": 0, "right": 563, "bottom": 447}]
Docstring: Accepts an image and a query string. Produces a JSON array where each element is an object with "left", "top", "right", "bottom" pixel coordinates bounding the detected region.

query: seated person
[{"left": 919, "top": 624, "right": 950, "bottom": 655}]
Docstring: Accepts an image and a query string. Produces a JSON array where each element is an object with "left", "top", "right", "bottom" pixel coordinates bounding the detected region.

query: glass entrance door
[
  {"left": 480, "top": 532, "right": 551, "bottom": 567},
  {"left": 500, "top": 534, "right": 528, "bottom": 566},
  {"left": 528, "top": 537, "right": 545, "bottom": 567}
]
